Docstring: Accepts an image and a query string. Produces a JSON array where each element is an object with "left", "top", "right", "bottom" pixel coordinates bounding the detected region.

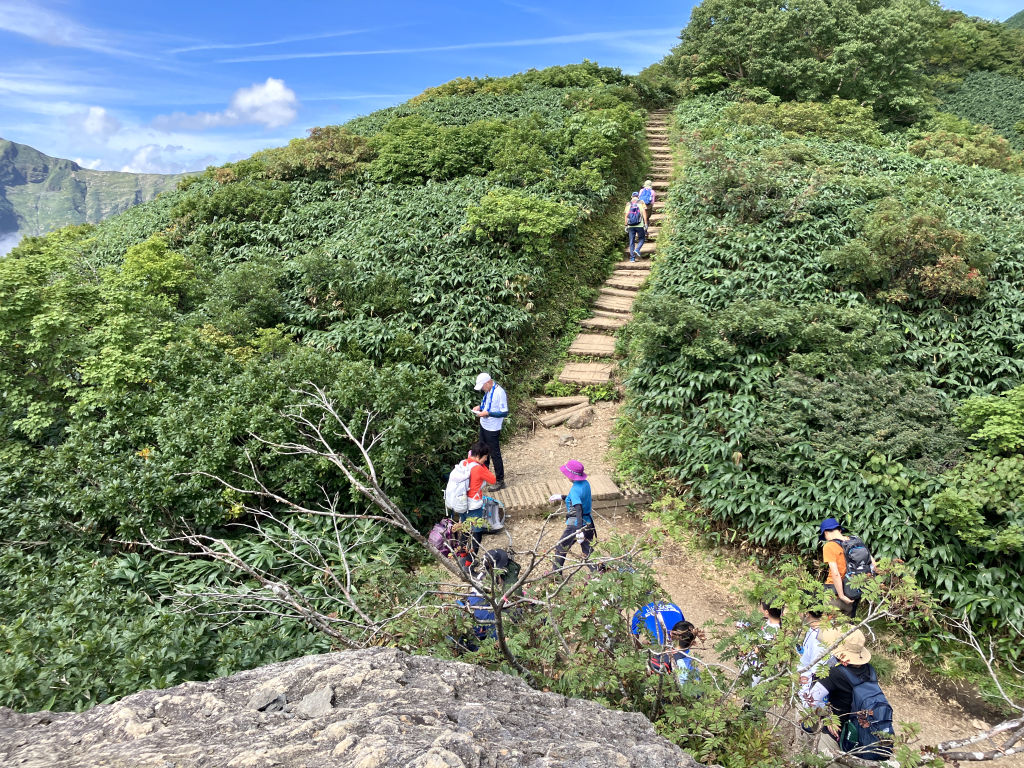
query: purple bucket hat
[{"left": 560, "top": 460, "right": 587, "bottom": 481}]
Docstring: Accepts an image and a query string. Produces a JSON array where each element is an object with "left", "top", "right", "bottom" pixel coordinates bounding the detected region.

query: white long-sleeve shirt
[{"left": 479, "top": 384, "right": 508, "bottom": 432}]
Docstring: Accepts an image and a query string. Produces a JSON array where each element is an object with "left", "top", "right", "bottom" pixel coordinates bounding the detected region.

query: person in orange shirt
[
  {"left": 819, "top": 517, "right": 876, "bottom": 618},
  {"left": 458, "top": 441, "right": 496, "bottom": 559}
]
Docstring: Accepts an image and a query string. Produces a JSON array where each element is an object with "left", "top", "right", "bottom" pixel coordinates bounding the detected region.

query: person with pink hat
[{"left": 548, "top": 460, "right": 596, "bottom": 571}]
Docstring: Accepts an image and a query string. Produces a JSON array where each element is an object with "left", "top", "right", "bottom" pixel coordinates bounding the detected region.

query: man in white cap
[{"left": 472, "top": 373, "right": 508, "bottom": 490}]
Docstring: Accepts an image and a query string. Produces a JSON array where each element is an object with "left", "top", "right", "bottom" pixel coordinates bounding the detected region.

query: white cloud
[
  {"left": 152, "top": 78, "right": 299, "bottom": 131},
  {"left": 62, "top": 106, "right": 122, "bottom": 142},
  {"left": 227, "top": 151, "right": 249, "bottom": 162},
  {"left": 73, "top": 157, "right": 103, "bottom": 170},
  {"left": 120, "top": 144, "right": 184, "bottom": 174}
]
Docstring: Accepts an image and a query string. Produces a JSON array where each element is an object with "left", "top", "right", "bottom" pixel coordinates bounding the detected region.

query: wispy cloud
[
  {"left": 169, "top": 29, "right": 370, "bottom": 53},
  {"left": 217, "top": 29, "right": 681, "bottom": 63},
  {"left": 0, "top": 0, "right": 136, "bottom": 57},
  {"left": 152, "top": 78, "right": 300, "bottom": 131}
]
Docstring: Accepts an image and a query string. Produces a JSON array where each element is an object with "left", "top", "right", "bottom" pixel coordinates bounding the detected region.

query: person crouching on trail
[
  {"left": 549, "top": 460, "right": 595, "bottom": 572},
  {"left": 631, "top": 599, "right": 686, "bottom": 646},
  {"left": 638, "top": 180, "right": 656, "bottom": 235},
  {"left": 458, "top": 441, "right": 495, "bottom": 558},
  {"left": 819, "top": 517, "right": 877, "bottom": 618},
  {"left": 472, "top": 372, "right": 508, "bottom": 491},
  {"left": 624, "top": 192, "right": 647, "bottom": 263}
]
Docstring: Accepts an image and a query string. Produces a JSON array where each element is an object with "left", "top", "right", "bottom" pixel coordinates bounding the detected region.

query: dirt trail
[{"left": 481, "top": 109, "right": 1022, "bottom": 762}]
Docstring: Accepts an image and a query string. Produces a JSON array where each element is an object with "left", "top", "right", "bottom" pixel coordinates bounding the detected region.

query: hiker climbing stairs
[{"left": 559, "top": 108, "right": 672, "bottom": 387}]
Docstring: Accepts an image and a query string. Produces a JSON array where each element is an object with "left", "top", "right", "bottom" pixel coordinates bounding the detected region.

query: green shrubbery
[
  {"left": 0, "top": 62, "right": 652, "bottom": 711},
  {"left": 941, "top": 71, "right": 1024, "bottom": 151},
  {"left": 653, "top": 0, "right": 937, "bottom": 121},
  {"left": 622, "top": 92, "right": 1024, "bottom": 659}
]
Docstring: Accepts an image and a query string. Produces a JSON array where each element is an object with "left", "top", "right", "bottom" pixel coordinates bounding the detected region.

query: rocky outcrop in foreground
[{"left": 0, "top": 647, "right": 704, "bottom": 768}]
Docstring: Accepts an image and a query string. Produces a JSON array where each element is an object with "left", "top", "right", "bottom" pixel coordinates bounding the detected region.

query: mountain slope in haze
[
  {"left": 1006, "top": 9, "right": 1024, "bottom": 29},
  {"left": 0, "top": 139, "right": 186, "bottom": 237}
]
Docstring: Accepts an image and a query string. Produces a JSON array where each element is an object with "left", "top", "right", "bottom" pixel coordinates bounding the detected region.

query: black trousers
[
  {"left": 553, "top": 521, "right": 596, "bottom": 569},
  {"left": 479, "top": 426, "right": 504, "bottom": 482}
]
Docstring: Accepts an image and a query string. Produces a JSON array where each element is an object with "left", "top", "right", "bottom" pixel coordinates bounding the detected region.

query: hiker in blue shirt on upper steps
[
  {"left": 472, "top": 372, "right": 508, "bottom": 491},
  {"left": 548, "top": 460, "right": 596, "bottom": 572}
]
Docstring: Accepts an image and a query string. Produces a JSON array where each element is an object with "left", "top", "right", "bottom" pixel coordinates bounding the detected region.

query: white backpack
[{"left": 444, "top": 460, "right": 473, "bottom": 514}]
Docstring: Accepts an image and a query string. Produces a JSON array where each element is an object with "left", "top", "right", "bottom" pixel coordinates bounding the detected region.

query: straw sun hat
[{"left": 819, "top": 628, "right": 872, "bottom": 665}]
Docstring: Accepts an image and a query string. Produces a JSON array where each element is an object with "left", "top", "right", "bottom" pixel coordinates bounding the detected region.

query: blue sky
[{"left": 0, "top": 0, "right": 1017, "bottom": 174}]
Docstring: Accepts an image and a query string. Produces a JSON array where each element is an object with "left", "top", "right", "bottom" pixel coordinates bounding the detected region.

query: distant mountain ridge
[
  {"left": 1006, "top": 9, "right": 1024, "bottom": 29},
  {"left": 0, "top": 139, "right": 185, "bottom": 238}
]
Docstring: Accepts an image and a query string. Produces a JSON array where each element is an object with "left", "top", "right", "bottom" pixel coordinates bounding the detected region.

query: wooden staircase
[{"left": 559, "top": 108, "right": 672, "bottom": 387}]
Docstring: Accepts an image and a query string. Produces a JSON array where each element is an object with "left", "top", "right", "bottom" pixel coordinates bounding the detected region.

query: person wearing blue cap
[
  {"left": 631, "top": 599, "right": 685, "bottom": 645},
  {"left": 624, "top": 192, "right": 648, "bottom": 262},
  {"left": 820, "top": 517, "right": 876, "bottom": 618}
]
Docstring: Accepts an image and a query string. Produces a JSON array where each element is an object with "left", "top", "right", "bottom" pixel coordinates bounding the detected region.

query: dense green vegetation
[
  {"left": 0, "top": 62, "right": 660, "bottom": 711},
  {"left": 1004, "top": 9, "right": 1024, "bottom": 30},
  {"left": 0, "top": 139, "right": 183, "bottom": 237},
  {"left": 626, "top": 2, "right": 1024, "bottom": 669}
]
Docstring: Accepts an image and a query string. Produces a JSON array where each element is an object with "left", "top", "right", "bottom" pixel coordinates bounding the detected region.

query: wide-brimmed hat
[
  {"left": 819, "top": 517, "right": 844, "bottom": 541},
  {"left": 820, "top": 628, "right": 872, "bottom": 665},
  {"left": 644, "top": 180, "right": 653, "bottom": 188},
  {"left": 560, "top": 460, "right": 587, "bottom": 481},
  {"left": 474, "top": 372, "right": 492, "bottom": 391}
]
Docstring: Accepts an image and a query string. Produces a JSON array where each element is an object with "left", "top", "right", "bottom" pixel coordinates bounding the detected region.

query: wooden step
[
  {"left": 486, "top": 473, "right": 633, "bottom": 515},
  {"left": 534, "top": 396, "right": 589, "bottom": 409},
  {"left": 594, "top": 295, "right": 635, "bottom": 314},
  {"left": 592, "top": 309, "right": 631, "bottom": 320},
  {"left": 646, "top": 227, "right": 660, "bottom": 239},
  {"left": 613, "top": 268, "right": 648, "bottom": 279},
  {"left": 616, "top": 260, "right": 651, "bottom": 270},
  {"left": 649, "top": 213, "right": 666, "bottom": 223},
  {"left": 605, "top": 277, "right": 642, "bottom": 291},
  {"left": 624, "top": 242, "right": 657, "bottom": 256},
  {"left": 600, "top": 286, "right": 636, "bottom": 299},
  {"left": 568, "top": 334, "right": 617, "bottom": 358},
  {"left": 559, "top": 362, "right": 615, "bottom": 386},
  {"left": 650, "top": 181, "right": 670, "bottom": 190},
  {"left": 537, "top": 402, "right": 592, "bottom": 428},
  {"left": 581, "top": 317, "right": 626, "bottom": 331},
  {"left": 582, "top": 316, "right": 628, "bottom": 331}
]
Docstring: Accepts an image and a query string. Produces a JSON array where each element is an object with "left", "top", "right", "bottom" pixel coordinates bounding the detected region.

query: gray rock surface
[
  {"left": 0, "top": 648, "right": 705, "bottom": 768},
  {"left": 565, "top": 407, "right": 596, "bottom": 430}
]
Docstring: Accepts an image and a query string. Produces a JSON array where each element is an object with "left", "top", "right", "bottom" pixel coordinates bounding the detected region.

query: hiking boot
[{"left": 489, "top": 481, "right": 507, "bottom": 491}]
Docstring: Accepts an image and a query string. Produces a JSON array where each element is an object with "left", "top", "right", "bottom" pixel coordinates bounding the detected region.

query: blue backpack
[
  {"left": 838, "top": 666, "right": 894, "bottom": 761},
  {"left": 638, "top": 187, "right": 654, "bottom": 204},
  {"left": 627, "top": 202, "right": 644, "bottom": 226}
]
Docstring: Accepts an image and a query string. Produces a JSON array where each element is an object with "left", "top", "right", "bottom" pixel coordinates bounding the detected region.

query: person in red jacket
[{"left": 458, "top": 441, "right": 495, "bottom": 558}]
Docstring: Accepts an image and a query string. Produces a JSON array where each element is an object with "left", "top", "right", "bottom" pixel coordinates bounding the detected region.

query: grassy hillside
[
  {"left": 622, "top": 93, "right": 1024, "bottom": 662},
  {"left": 0, "top": 139, "right": 184, "bottom": 237},
  {"left": 0, "top": 62, "right": 663, "bottom": 712},
  {"left": 1006, "top": 9, "right": 1024, "bottom": 29}
]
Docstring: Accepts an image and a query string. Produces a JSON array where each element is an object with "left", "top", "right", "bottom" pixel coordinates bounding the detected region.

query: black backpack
[{"left": 841, "top": 536, "right": 874, "bottom": 599}]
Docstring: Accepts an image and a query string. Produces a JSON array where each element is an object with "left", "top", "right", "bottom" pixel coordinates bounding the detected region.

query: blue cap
[{"left": 819, "top": 517, "right": 843, "bottom": 541}]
